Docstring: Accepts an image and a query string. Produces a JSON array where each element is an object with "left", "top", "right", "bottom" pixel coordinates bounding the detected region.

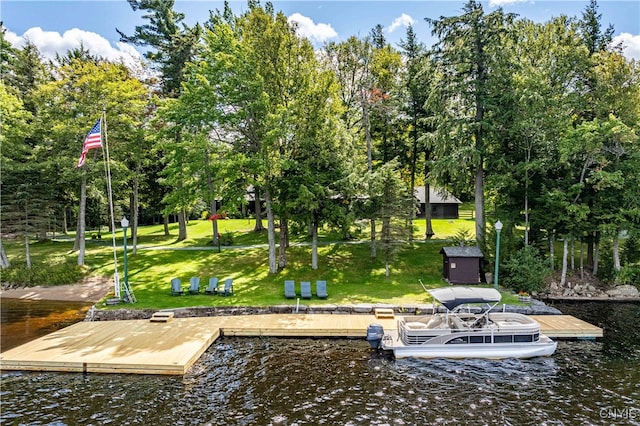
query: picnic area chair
[
  {"left": 315, "top": 280, "right": 328, "bottom": 299},
  {"left": 170, "top": 278, "right": 183, "bottom": 296},
  {"left": 284, "top": 280, "right": 296, "bottom": 299},
  {"left": 188, "top": 277, "right": 200, "bottom": 294},
  {"left": 222, "top": 278, "right": 233, "bottom": 296},
  {"left": 300, "top": 281, "right": 312, "bottom": 299},
  {"left": 205, "top": 277, "right": 219, "bottom": 295}
]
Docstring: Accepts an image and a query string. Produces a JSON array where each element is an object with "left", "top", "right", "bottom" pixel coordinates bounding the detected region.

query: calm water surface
[{"left": 1, "top": 301, "right": 638, "bottom": 425}]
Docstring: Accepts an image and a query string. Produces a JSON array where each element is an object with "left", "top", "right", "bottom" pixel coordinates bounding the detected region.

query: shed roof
[
  {"left": 415, "top": 186, "right": 462, "bottom": 204},
  {"left": 439, "top": 246, "right": 484, "bottom": 258}
]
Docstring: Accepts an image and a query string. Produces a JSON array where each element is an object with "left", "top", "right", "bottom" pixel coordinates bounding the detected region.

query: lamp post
[
  {"left": 493, "top": 220, "right": 503, "bottom": 290},
  {"left": 121, "top": 217, "right": 129, "bottom": 298}
]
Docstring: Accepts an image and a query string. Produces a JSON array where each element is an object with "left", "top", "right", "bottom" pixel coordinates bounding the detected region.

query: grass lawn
[{"left": 3, "top": 217, "right": 521, "bottom": 308}]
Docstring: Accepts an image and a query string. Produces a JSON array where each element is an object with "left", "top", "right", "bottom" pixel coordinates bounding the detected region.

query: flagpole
[{"left": 102, "top": 108, "right": 121, "bottom": 299}]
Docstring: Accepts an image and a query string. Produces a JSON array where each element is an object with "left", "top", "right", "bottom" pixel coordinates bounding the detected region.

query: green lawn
[{"left": 3, "top": 217, "right": 521, "bottom": 308}]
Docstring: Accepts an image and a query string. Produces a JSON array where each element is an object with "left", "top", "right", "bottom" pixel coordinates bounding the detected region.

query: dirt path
[{"left": 0, "top": 276, "right": 112, "bottom": 303}]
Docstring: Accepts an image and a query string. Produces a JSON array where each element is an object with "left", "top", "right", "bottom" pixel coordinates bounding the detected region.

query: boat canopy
[{"left": 428, "top": 287, "right": 502, "bottom": 311}]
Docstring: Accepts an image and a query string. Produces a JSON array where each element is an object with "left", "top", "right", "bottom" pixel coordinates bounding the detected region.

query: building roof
[
  {"left": 439, "top": 246, "right": 484, "bottom": 258},
  {"left": 415, "top": 186, "right": 462, "bottom": 204},
  {"left": 428, "top": 287, "right": 501, "bottom": 310}
]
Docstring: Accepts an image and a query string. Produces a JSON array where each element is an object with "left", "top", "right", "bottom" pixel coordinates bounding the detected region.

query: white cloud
[
  {"left": 287, "top": 13, "right": 338, "bottom": 44},
  {"left": 489, "top": 0, "right": 528, "bottom": 6},
  {"left": 6, "top": 27, "right": 143, "bottom": 69},
  {"left": 612, "top": 32, "right": 640, "bottom": 61},
  {"left": 387, "top": 13, "right": 415, "bottom": 34}
]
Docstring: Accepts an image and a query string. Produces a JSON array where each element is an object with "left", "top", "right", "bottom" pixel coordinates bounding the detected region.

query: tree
[
  {"left": 323, "top": 36, "right": 379, "bottom": 256},
  {"left": 426, "top": 0, "right": 516, "bottom": 247},
  {"left": 399, "top": 25, "right": 434, "bottom": 240},
  {"left": 118, "top": 0, "right": 202, "bottom": 241},
  {"left": 0, "top": 82, "right": 33, "bottom": 267},
  {"left": 492, "top": 17, "right": 587, "bottom": 250},
  {"left": 34, "top": 54, "right": 147, "bottom": 266},
  {"left": 372, "top": 161, "right": 412, "bottom": 276}
]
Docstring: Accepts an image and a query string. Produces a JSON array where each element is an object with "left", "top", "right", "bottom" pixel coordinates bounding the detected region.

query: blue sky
[{"left": 2, "top": 0, "right": 639, "bottom": 64}]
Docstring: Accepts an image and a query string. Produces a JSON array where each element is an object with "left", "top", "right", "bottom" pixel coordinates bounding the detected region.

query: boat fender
[{"left": 366, "top": 324, "right": 384, "bottom": 349}]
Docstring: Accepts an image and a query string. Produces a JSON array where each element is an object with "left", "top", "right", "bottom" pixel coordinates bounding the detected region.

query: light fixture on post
[
  {"left": 120, "top": 216, "right": 129, "bottom": 299},
  {"left": 493, "top": 220, "right": 503, "bottom": 290}
]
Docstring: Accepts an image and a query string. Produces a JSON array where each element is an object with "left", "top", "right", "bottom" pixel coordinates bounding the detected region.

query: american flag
[{"left": 76, "top": 119, "right": 103, "bottom": 167}]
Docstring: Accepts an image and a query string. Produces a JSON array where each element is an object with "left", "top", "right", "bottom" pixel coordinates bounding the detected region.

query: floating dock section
[{"left": 0, "top": 314, "right": 602, "bottom": 375}]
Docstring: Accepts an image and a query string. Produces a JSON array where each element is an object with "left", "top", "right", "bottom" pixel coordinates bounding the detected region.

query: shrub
[
  {"left": 615, "top": 265, "right": 640, "bottom": 288},
  {"left": 1, "top": 262, "right": 85, "bottom": 287},
  {"left": 220, "top": 232, "right": 234, "bottom": 246},
  {"left": 451, "top": 228, "right": 474, "bottom": 247},
  {"left": 501, "top": 245, "right": 549, "bottom": 294}
]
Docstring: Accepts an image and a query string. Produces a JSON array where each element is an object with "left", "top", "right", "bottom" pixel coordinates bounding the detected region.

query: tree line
[{"left": 1, "top": 0, "right": 638, "bottom": 286}]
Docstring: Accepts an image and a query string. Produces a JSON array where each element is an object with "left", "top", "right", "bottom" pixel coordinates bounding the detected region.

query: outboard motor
[{"left": 366, "top": 323, "right": 384, "bottom": 349}]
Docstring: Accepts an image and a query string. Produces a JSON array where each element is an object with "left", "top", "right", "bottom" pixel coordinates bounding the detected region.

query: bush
[
  {"left": 220, "top": 232, "right": 234, "bottom": 246},
  {"left": 451, "top": 229, "right": 474, "bottom": 247},
  {"left": 1, "top": 262, "right": 85, "bottom": 287},
  {"left": 615, "top": 265, "right": 640, "bottom": 288},
  {"left": 501, "top": 245, "right": 549, "bottom": 294}
]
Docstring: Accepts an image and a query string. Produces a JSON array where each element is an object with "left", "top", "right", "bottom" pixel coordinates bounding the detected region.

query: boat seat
[
  {"left": 449, "top": 316, "right": 470, "bottom": 330},
  {"left": 405, "top": 322, "right": 430, "bottom": 330},
  {"left": 425, "top": 316, "right": 447, "bottom": 329}
]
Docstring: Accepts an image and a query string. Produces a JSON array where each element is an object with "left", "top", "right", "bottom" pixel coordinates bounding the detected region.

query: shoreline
[
  {"left": 2, "top": 281, "right": 637, "bottom": 321},
  {"left": 0, "top": 277, "right": 112, "bottom": 303}
]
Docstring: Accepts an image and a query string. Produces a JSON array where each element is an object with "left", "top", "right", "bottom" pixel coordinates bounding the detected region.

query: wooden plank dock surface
[{"left": 0, "top": 314, "right": 602, "bottom": 375}]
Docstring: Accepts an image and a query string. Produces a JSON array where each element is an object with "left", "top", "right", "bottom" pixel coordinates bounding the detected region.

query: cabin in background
[{"left": 415, "top": 187, "right": 462, "bottom": 219}]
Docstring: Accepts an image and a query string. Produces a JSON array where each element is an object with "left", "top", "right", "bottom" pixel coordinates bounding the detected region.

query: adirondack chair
[
  {"left": 316, "top": 280, "right": 328, "bottom": 299},
  {"left": 222, "top": 278, "right": 233, "bottom": 296},
  {"left": 284, "top": 280, "right": 296, "bottom": 299},
  {"left": 205, "top": 277, "right": 219, "bottom": 295},
  {"left": 170, "top": 278, "right": 183, "bottom": 296},
  {"left": 300, "top": 281, "right": 312, "bottom": 299},
  {"left": 188, "top": 277, "right": 200, "bottom": 294}
]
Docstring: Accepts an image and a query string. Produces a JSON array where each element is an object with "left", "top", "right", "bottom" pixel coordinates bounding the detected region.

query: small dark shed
[{"left": 439, "top": 246, "right": 484, "bottom": 284}]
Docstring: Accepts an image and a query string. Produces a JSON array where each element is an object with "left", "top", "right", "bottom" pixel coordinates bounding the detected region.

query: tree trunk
[
  {"left": 370, "top": 218, "right": 377, "bottom": 258},
  {"left": 210, "top": 199, "right": 219, "bottom": 245},
  {"left": 474, "top": 163, "right": 485, "bottom": 247},
  {"left": 278, "top": 217, "right": 288, "bottom": 268},
  {"left": 163, "top": 215, "right": 169, "bottom": 236},
  {"left": 560, "top": 237, "right": 568, "bottom": 286},
  {"left": 76, "top": 173, "right": 87, "bottom": 265},
  {"left": 425, "top": 180, "right": 434, "bottom": 240},
  {"left": 548, "top": 231, "right": 555, "bottom": 271},
  {"left": 265, "top": 187, "right": 277, "bottom": 274},
  {"left": 580, "top": 240, "right": 584, "bottom": 280},
  {"left": 311, "top": 220, "right": 318, "bottom": 270},
  {"left": 593, "top": 240, "right": 600, "bottom": 276},
  {"left": 24, "top": 235, "right": 32, "bottom": 269},
  {"left": 570, "top": 238, "right": 575, "bottom": 270},
  {"left": 204, "top": 145, "right": 219, "bottom": 246},
  {"left": 0, "top": 239, "right": 9, "bottom": 269},
  {"left": 254, "top": 185, "right": 264, "bottom": 231},
  {"left": 408, "top": 129, "right": 418, "bottom": 242},
  {"left": 177, "top": 210, "right": 187, "bottom": 241},
  {"left": 613, "top": 232, "right": 621, "bottom": 271},
  {"left": 524, "top": 164, "right": 529, "bottom": 246},
  {"left": 132, "top": 177, "right": 139, "bottom": 255},
  {"left": 63, "top": 207, "right": 68, "bottom": 234}
]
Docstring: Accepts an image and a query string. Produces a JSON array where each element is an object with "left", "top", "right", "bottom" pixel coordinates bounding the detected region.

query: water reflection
[
  {"left": 0, "top": 302, "right": 638, "bottom": 425},
  {"left": 1, "top": 298, "right": 89, "bottom": 352}
]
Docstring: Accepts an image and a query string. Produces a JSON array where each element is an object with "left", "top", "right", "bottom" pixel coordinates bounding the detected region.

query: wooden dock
[{"left": 0, "top": 314, "right": 602, "bottom": 375}]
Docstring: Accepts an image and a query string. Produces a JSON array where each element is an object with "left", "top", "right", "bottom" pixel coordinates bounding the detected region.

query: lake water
[{"left": 0, "top": 300, "right": 638, "bottom": 425}]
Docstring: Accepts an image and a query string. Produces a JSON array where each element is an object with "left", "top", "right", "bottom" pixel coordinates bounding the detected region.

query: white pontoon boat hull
[{"left": 382, "top": 333, "right": 557, "bottom": 359}]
